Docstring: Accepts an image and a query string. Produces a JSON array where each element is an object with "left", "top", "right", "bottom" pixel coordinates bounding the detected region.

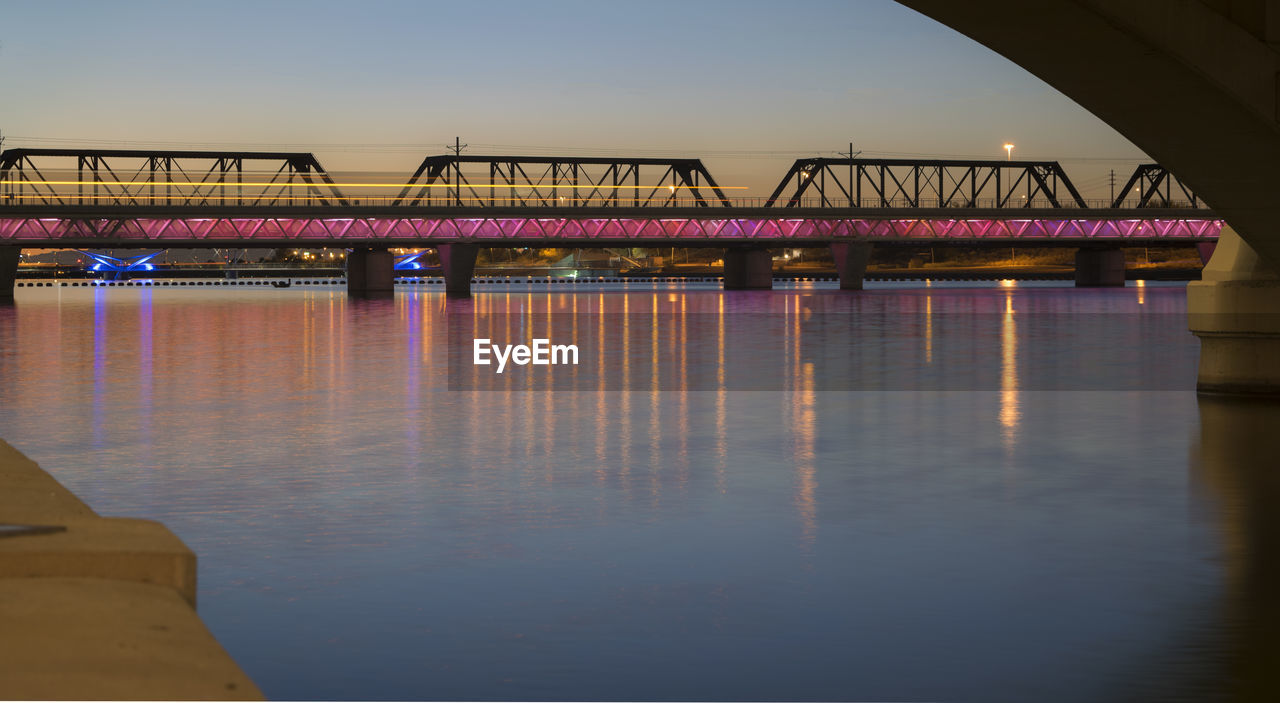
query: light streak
[
  {"left": 0, "top": 193, "right": 740, "bottom": 205},
  {"left": 0, "top": 179, "right": 748, "bottom": 190}
]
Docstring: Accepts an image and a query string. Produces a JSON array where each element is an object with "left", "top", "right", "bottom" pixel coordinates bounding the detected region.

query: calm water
[{"left": 1, "top": 280, "right": 1277, "bottom": 701}]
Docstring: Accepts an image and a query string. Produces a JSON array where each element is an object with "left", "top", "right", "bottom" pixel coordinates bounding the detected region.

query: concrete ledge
[
  {"left": 0, "top": 517, "right": 197, "bottom": 607},
  {"left": 0, "top": 578, "right": 262, "bottom": 700},
  {"left": 1, "top": 439, "right": 262, "bottom": 699},
  {"left": 1187, "top": 279, "right": 1280, "bottom": 336}
]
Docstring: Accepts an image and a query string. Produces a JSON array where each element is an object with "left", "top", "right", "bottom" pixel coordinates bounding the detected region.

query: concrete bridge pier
[
  {"left": 1074, "top": 247, "right": 1125, "bottom": 287},
  {"left": 722, "top": 247, "right": 773, "bottom": 290},
  {"left": 1197, "top": 242, "right": 1217, "bottom": 266},
  {"left": 437, "top": 243, "right": 478, "bottom": 298},
  {"left": 830, "top": 242, "right": 872, "bottom": 290},
  {"left": 1189, "top": 227, "right": 1280, "bottom": 396},
  {"left": 346, "top": 247, "right": 394, "bottom": 298},
  {"left": 1, "top": 247, "right": 18, "bottom": 302}
]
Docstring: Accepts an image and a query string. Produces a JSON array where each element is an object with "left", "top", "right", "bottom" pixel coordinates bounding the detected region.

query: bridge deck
[
  {"left": 0, "top": 206, "right": 1221, "bottom": 247},
  {"left": 0, "top": 204, "right": 1219, "bottom": 219}
]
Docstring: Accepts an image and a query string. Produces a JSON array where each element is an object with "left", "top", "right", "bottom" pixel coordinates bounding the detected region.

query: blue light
[
  {"left": 77, "top": 250, "right": 165, "bottom": 273},
  {"left": 393, "top": 251, "right": 433, "bottom": 271}
]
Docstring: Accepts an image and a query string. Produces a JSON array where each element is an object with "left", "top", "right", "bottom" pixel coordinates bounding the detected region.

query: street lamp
[{"left": 1003, "top": 143, "right": 1015, "bottom": 161}]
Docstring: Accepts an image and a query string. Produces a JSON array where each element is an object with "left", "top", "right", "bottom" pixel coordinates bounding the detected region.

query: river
[{"left": 0, "top": 280, "right": 1271, "bottom": 701}]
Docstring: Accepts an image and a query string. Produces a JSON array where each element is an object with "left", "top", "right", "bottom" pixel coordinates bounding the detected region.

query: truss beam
[
  {"left": 1, "top": 150, "right": 1208, "bottom": 211},
  {"left": 391, "top": 155, "right": 732, "bottom": 207},
  {"left": 1111, "top": 164, "right": 1200, "bottom": 208},
  {"left": 764, "top": 158, "right": 1092, "bottom": 208},
  {"left": 0, "top": 148, "right": 349, "bottom": 207}
]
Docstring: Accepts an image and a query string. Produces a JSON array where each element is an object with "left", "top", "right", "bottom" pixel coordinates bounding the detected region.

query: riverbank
[{"left": 0, "top": 439, "right": 262, "bottom": 700}]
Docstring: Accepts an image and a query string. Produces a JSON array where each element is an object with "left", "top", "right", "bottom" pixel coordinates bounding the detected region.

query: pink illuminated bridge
[{"left": 0, "top": 210, "right": 1223, "bottom": 247}]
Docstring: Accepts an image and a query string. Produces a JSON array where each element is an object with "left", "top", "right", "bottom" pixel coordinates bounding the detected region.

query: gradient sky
[{"left": 0, "top": 0, "right": 1148, "bottom": 197}]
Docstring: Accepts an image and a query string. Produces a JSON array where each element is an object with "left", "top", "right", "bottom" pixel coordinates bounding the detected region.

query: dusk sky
[{"left": 1, "top": 0, "right": 1148, "bottom": 196}]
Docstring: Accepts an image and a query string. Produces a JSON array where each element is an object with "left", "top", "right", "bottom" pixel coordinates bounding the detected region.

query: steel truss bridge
[
  {"left": 0, "top": 147, "right": 1223, "bottom": 295},
  {"left": 0, "top": 148, "right": 1219, "bottom": 247}
]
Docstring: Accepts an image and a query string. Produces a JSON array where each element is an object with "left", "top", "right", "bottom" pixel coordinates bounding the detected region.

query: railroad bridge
[{"left": 0, "top": 147, "right": 1219, "bottom": 296}]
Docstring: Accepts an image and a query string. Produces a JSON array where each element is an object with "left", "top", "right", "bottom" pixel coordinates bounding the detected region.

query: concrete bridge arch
[{"left": 898, "top": 0, "right": 1280, "bottom": 393}]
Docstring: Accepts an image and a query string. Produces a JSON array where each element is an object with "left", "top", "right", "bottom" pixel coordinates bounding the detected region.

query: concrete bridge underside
[{"left": 898, "top": 0, "right": 1280, "bottom": 393}]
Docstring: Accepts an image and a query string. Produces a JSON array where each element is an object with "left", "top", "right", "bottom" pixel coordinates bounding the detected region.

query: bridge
[{"left": 0, "top": 148, "right": 1221, "bottom": 296}]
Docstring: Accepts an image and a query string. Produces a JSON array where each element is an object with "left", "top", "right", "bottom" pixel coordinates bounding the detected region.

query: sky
[{"left": 0, "top": 0, "right": 1149, "bottom": 198}]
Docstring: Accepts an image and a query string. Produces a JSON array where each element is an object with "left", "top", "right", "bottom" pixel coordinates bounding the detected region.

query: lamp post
[{"left": 1003, "top": 143, "right": 1015, "bottom": 161}]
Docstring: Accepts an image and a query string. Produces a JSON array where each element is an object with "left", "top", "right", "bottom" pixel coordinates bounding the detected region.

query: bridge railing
[{"left": 0, "top": 193, "right": 1203, "bottom": 210}]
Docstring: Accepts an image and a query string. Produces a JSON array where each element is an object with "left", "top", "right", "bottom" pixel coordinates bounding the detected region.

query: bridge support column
[
  {"left": 1, "top": 247, "right": 18, "bottom": 302},
  {"left": 346, "top": 247, "right": 394, "bottom": 298},
  {"left": 1074, "top": 247, "right": 1126, "bottom": 287},
  {"left": 1188, "top": 226, "right": 1280, "bottom": 396},
  {"left": 722, "top": 247, "right": 772, "bottom": 290},
  {"left": 1196, "top": 242, "right": 1217, "bottom": 265},
  {"left": 437, "top": 244, "right": 478, "bottom": 298},
  {"left": 830, "top": 242, "right": 872, "bottom": 290}
]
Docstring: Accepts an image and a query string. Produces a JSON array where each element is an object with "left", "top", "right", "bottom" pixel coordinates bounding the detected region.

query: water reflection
[
  {"left": 0, "top": 283, "right": 1245, "bottom": 701},
  {"left": 443, "top": 285, "right": 1195, "bottom": 392},
  {"left": 1193, "top": 396, "right": 1280, "bottom": 701},
  {"left": 1000, "top": 289, "right": 1020, "bottom": 450},
  {"left": 793, "top": 362, "right": 817, "bottom": 553},
  {"left": 92, "top": 290, "right": 108, "bottom": 449},
  {"left": 925, "top": 294, "right": 933, "bottom": 364}
]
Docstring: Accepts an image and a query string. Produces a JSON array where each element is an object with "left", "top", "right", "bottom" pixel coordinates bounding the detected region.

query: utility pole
[
  {"left": 1109, "top": 169, "right": 1115, "bottom": 204},
  {"left": 447, "top": 136, "right": 467, "bottom": 206},
  {"left": 841, "top": 141, "right": 862, "bottom": 206}
]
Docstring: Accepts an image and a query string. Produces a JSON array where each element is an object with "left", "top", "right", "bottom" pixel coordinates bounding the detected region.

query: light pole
[{"left": 1003, "top": 143, "right": 1015, "bottom": 161}]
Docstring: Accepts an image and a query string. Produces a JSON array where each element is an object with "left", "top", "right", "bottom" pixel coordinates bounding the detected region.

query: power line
[{"left": 0, "top": 134, "right": 1151, "bottom": 163}]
